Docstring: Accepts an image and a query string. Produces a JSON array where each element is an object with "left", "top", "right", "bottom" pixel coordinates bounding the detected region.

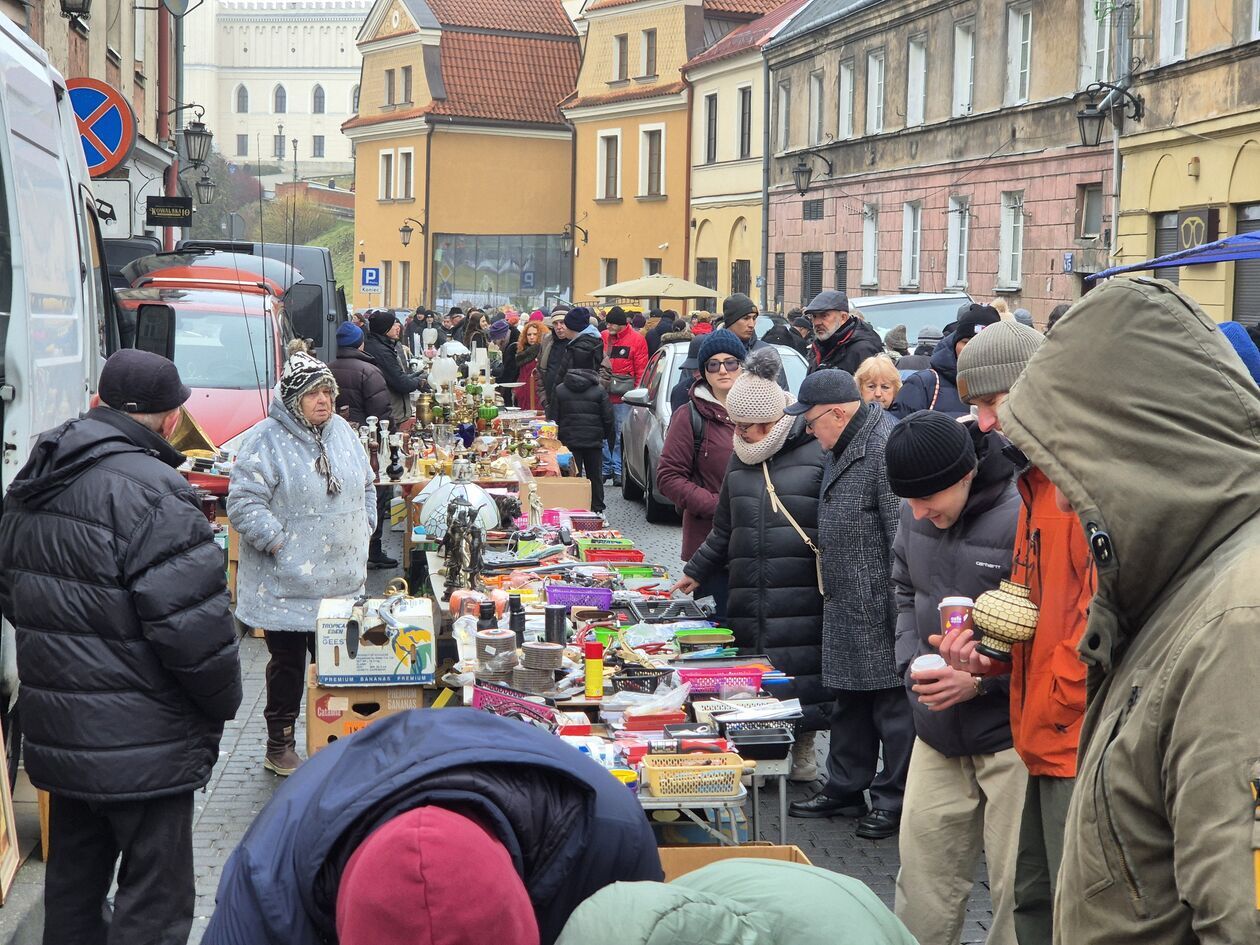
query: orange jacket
[{"left": 1007, "top": 465, "right": 1094, "bottom": 778}]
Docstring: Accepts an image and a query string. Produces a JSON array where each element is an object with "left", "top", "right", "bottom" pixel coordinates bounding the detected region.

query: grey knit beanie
[
  {"left": 726, "top": 348, "right": 792, "bottom": 423},
  {"left": 956, "top": 320, "right": 1045, "bottom": 404}
]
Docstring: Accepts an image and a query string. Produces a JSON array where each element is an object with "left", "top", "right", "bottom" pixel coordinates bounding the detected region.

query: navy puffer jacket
[
  {"left": 683, "top": 418, "right": 830, "bottom": 728},
  {"left": 0, "top": 407, "right": 242, "bottom": 801}
]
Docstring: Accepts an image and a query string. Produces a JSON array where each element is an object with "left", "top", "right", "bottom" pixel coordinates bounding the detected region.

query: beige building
[
  {"left": 1109, "top": 1, "right": 1260, "bottom": 323},
  {"left": 562, "top": 0, "right": 781, "bottom": 306},
  {"left": 684, "top": 0, "right": 808, "bottom": 309}
]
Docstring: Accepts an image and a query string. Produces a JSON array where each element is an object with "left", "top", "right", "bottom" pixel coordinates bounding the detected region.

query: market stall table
[{"left": 639, "top": 787, "right": 749, "bottom": 846}]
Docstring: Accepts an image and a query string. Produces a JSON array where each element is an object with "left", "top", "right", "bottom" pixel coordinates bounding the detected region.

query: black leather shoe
[
  {"left": 367, "top": 553, "right": 398, "bottom": 569},
  {"left": 788, "top": 792, "right": 868, "bottom": 819},
  {"left": 855, "top": 808, "right": 901, "bottom": 839}
]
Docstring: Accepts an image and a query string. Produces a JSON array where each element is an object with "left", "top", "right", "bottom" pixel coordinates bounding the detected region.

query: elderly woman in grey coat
[{"left": 228, "top": 352, "right": 375, "bottom": 776}]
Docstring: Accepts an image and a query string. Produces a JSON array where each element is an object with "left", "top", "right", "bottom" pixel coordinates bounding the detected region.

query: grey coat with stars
[{"left": 228, "top": 395, "right": 376, "bottom": 632}]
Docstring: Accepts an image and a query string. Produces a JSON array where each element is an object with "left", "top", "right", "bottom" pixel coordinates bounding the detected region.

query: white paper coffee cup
[{"left": 911, "top": 653, "right": 948, "bottom": 675}]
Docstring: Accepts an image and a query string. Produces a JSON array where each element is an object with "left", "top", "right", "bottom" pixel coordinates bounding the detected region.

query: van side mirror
[
  {"left": 134, "top": 304, "right": 176, "bottom": 360},
  {"left": 285, "top": 283, "right": 325, "bottom": 346}
]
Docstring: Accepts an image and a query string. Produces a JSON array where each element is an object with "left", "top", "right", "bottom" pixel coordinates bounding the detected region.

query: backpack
[{"left": 688, "top": 402, "right": 706, "bottom": 477}]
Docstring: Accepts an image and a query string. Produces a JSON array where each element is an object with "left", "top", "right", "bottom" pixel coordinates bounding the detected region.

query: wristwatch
[{"left": 971, "top": 675, "right": 987, "bottom": 697}]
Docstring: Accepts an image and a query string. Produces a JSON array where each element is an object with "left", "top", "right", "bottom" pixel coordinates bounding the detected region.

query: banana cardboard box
[{"left": 316, "top": 595, "right": 439, "bottom": 686}]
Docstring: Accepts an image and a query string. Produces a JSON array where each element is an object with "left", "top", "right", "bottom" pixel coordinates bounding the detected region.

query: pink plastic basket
[
  {"left": 674, "top": 666, "right": 765, "bottom": 695},
  {"left": 545, "top": 585, "right": 614, "bottom": 609}
]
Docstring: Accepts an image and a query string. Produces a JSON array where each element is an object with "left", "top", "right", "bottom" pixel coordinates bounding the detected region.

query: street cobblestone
[{"left": 179, "top": 486, "right": 995, "bottom": 943}]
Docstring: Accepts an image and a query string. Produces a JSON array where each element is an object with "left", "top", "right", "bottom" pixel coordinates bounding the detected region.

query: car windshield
[
  {"left": 856, "top": 297, "right": 969, "bottom": 341},
  {"left": 173, "top": 308, "right": 274, "bottom": 390},
  {"left": 669, "top": 342, "right": 808, "bottom": 398}
]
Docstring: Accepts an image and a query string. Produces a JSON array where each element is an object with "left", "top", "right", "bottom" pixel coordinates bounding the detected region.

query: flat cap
[
  {"left": 804, "top": 290, "right": 850, "bottom": 315},
  {"left": 99, "top": 349, "right": 191, "bottom": 414},
  {"left": 785, "top": 368, "right": 861, "bottom": 414}
]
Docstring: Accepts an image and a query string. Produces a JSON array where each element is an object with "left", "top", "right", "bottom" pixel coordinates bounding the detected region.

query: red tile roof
[
  {"left": 684, "top": 0, "right": 810, "bottom": 71},
  {"left": 429, "top": 31, "right": 580, "bottom": 124},
  {"left": 703, "top": 0, "right": 783, "bottom": 14},
  {"left": 563, "top": 79, "right": 686, "bottom": 111},
  {"left": 426, "top": 0, "right": 575, "bottom": 35}
]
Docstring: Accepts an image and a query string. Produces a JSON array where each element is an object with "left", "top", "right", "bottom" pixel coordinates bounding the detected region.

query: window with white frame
[
  {"left": 382, "top": 261, "right": 393, "bottom": 307},
  {"left": 641, "top": 29, "right": 657, "bottom": 77},
  {"left": 134, "top": 5, "right": 145, "bottom": 64},
  {"left": 602, "top": 258, "right": 618, "bottom": 286},
  {"left": 738, "top": 86, "right": 753, "bottom": 158},
  {"left": 776, "top": 79, "right": 791, "bottom": 150},
  {"left": 640, "top": 126, "right": 664, "bottom": 196},
  {"left": 1079, "top": 183, "right": 1104, "bottom": 238},
  {"left": 236, "top": 134, "right": 248, "bottom": 156},
  {"left": 808, "top": 71, "right": 824, "bottom": 145},
  {"left": 907, "top": 36, "right": 927, "bottom": 127},
  {"left": 838, "top": 59, "right": 855, "bottom": 139},
  {"left": 1254, "top": 0, "right": 1260, "bottom": 39},
  {"left": 235, "top": 85, "right": 249, "bottom": 114},
  {"left": 312, "top": 135, "right": 325, "bottom": 158},
  {"left": 399, "top": 262, "right": 411, "bottom": 308},
  {"left": 1081, "top": 4, "right": 1111, "bottom": 86},
  {"left": 597, "top": 131, "right": 620, "bottom": 199},
  {"left": 901, "top": 202, "right": 922, "bottom": 286},
  {"left": 953, "top": 20, "right": 975, "bottom": 116},
  {"left": 379, "top": 150, "right": 394, "bottom": 200},
  {"left": 861, "top": 204, "right": 879, "bottom": 284},
  {"left": 1159, "top": 0, "right": 1187, "bottom": 63},
  {"left": 704, "top": 93, "right": 718, "bottom": 164},
  {"left": 399, "top": 149, "right": 414, "bottom": 199},
  {"left": 866, "top": 49, "right": 885, "bottom": 134},
  {"left": 613, "top": 34, "right": 629, "bottom": 81},
  {"left": 946, "top": 196, "right": 970, "bottom": 287},
  {"left": 1006, "top": 4, "right": 1033, "bottom": 105},
  {"left": 999, "top": 191, "right": 1025, "bottom": 288}
]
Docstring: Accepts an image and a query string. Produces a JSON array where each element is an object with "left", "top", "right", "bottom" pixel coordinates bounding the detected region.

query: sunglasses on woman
[{"left": 705, "top": 358, "right": 741, "bottom": 374}]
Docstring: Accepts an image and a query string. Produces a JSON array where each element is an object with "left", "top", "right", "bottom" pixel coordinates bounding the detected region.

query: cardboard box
[
  {"left": 534, "top": 476, "right": 592, "bottom": 511},
  {"left": 315, "top": 596, "right": 439, "bottom": 686},
  {"left": 306, "top": 668, "right": 438, "bottom": 755},
  {"left": 657, "top": 843, "right": 813, "bottom": 882}
]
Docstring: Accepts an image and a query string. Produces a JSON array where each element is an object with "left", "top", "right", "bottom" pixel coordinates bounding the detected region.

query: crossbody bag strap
[
  {"left": 762, "top": 462, "right": 824, "bottom": 593},
  {"left": 928, "top": 369, "right": 941, "bottom": 410}
]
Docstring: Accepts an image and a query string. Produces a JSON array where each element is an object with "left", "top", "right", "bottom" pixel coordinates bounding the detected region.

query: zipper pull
[{"left": 1126, "top": 686, "right": 1140, "bottom": 710}]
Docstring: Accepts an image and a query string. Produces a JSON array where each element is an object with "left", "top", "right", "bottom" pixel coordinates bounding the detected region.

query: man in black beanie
[
  {"left": 890, "top": 303, "right": 1001, "bottom": 419},
  {"left": 0, "top": 350, "right": 242, "bottom": 945},
  {"left": 883, "top": 410, "right": 1024, "bottom": 945},
  {"left": 721, "top": 293, "right": 787, "bottom": 387}
]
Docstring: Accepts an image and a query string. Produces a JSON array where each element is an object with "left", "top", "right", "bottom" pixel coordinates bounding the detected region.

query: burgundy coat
[{"left": 657, "top": 384, "right": 734, "bottom": 561}]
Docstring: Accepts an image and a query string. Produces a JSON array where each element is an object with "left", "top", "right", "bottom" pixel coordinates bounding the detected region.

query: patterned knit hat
[
  {"left": 280, "top": 352, "right": 342, "bottom": 495},
  {"left": 956, "top": 320, "right": 1045, "bottom": 404},
  {"left": 726, "top": 348, "right": 792, "bottom": 424}
]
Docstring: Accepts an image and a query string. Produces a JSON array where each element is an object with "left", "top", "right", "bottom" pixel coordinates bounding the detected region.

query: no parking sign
[{"left": 66, "top": 78, "right": 137, "bottom": 178}]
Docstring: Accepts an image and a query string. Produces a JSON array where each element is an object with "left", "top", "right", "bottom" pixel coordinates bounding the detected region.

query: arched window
[
  {"left": 273, "top": 84, "right": 287, "bottom": 114},
  {"left": 312, "top": 84, "right": 325, "bottom": 114},
  {"left": 351, "top": 84, "right": 360, "bottom": 113},
  {"left": 235, "top": 85, "right": 248, "bottom": 113}
]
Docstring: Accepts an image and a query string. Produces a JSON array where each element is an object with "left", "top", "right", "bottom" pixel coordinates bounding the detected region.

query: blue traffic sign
[
  {"left": 67, "top": 78, "right": 137, "bottom": 178},
  {"left": 361, "top": 267, "right": 381, "bottom": 293}
]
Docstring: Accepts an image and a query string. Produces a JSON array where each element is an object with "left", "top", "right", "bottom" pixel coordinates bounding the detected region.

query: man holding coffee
[{"left": 884, "top": 410, "right": 1025, "bottom": 945}]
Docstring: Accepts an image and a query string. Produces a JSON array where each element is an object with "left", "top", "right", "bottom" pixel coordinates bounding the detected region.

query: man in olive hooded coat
[{"left": 999, "top": 277, "right": 1260, "bottom": 945}]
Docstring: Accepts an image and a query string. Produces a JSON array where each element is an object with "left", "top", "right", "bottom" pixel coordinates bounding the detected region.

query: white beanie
[{"left": 726, "top": 348, "right": 793, "bottom": 424}]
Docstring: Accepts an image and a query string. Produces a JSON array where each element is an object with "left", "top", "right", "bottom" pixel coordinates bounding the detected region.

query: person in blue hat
[{"left": 331, "top": 321, "right": 391, "bottom": 426}]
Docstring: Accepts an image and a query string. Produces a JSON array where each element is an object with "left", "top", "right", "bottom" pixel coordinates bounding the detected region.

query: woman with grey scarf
[
  {"left": 228, "top": 352, "right": 376, "bottom": 776},
  {"left": 674, "top": 349, "right": 829, "bottom": 780}
]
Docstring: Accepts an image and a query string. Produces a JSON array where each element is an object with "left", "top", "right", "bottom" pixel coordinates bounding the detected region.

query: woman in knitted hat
[
  {"left": 672, "top": 348, "right": 829, "bottom": 779},
  {"left": 228, "top": 352, "right": 376, "bottom": 777},
  {"left": 656, "top": 329, "right": 745, "bottom": 614}
]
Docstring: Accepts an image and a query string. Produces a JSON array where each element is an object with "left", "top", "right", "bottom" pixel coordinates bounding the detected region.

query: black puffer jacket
[
  {"left": 362, "top": 331, "right": 422, "bottom": 424},
  {"left": 553, "top": 369, "right": 614, "bottom": 450},
  {"left": 809, "top": 318, "right": 884, "bottom": 374},
  {"left": 330, "top": 346, "right": 391, "bottom": 424},
  {"left": 545, "top": 332, "right": 604, "bottom": 421},
  {"left": 891, "top": 428, "right": 1019, "bottom": 757},
  {"left": 0, "top": 408, "right": 242, "bottom": 801},
  {"left": 684, "top": 418, "right": 830, "bottom": 728}
]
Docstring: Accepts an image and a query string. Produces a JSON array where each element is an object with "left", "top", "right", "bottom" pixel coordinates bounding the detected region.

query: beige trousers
[{"left": 894, "top": 738, "right": 1028, "bottom": 945}]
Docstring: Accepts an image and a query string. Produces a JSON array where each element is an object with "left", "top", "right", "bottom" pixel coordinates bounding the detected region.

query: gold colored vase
[{"left": 973, "top": 579, "right": 1040, "bottom": 661}]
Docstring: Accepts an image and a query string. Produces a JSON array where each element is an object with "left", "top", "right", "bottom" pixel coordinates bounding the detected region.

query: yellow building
[
  {"left": 343, "top": 0, "right": 579, "bottom": 312},
  {"left": 683, "top": 0, "right": 807, "bottom": 311},
  {"left": 1111, "top": 2, "right": 1260, "bottom": 322},
  {"left": 562, "top": 0, "right": 780, "bottom": 307}
]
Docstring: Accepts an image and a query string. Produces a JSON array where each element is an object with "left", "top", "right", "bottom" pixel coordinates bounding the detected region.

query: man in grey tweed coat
[{"left": 784, "top": 369, "right": 914, "bottom": 840}]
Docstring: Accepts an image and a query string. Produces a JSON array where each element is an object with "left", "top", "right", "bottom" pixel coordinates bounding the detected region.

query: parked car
[
  {"left": 848, "top": 292, "right": 973, "bottom": 343},
  {"left": 620, "top": 340, "right": 809, "bottom": 522}
]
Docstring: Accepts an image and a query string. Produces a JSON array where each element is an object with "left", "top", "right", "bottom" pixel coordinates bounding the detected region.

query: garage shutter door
[
  {"left": 1233, "top": 206, "right": 1260, "bottom": 327},
  {"left": 1153, "top": 213, "right": 1179, "bottom": 286}
]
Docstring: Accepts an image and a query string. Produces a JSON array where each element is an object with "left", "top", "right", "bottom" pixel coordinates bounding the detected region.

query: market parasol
[{"left": 590, "top": 273, "right": 717, "bottom": 299}]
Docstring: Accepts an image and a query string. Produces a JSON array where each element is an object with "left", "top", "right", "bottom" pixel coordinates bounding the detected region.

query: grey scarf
[{"left": 731, "top": 412, "right": 795, "bottom": 466}]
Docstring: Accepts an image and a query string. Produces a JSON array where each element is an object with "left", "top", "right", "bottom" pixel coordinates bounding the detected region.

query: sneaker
[
  {"left": 855, "top": 808, "right": 901, "bottom": 839},
  {"left": 368, "top": 553, "right": 398, "bottom": 569},
  {"left": 612, "top": 474, "right": 623, "bottom": 487}
]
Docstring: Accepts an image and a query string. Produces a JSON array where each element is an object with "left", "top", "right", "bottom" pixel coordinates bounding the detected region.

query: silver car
[{"left": 620, "top": 341, "right": 809, "bottom": 522}]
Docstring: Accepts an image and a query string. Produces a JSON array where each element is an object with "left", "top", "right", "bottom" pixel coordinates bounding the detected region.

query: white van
[{"left": 0, "top": 16, "right": 134, "bottom": 780}]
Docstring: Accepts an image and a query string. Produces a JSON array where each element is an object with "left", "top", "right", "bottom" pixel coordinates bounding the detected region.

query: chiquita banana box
[{"left": 316, "top": 595, "right": 438, "bottom": 686}]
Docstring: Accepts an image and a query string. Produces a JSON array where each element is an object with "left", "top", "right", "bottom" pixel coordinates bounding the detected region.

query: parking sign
[{"left": 361, "top": 267, "right": 381, "bottom": 294}]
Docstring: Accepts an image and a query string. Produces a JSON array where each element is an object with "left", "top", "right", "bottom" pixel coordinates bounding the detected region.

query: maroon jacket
[{"left": 657, "top": 383, "right": 734, "bottom": 561}]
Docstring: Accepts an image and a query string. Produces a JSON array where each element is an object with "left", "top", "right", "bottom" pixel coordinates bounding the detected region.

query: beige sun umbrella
[{"left": 590, "top": 273, "right": 718, "bottom": 299}]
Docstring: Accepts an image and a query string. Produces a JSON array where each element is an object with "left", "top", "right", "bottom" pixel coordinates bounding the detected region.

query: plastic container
[
  {"left": 581, "top": 548, "right": 647, "bottom": 563},
  {"left": 642, "top": 752, "right": 745, "bottom": 798},
  {"left": 721, "top": 722, "right": 797, "bottom": 760},
  {"left": 546, "top": 585, "right": 614, "bottom": 609},
  {"left": 674, "top": 666, "right": 765, "bottom": 696},
  {"left": 610, "top": 667, "right": 673, "bottom": 694},
  {"left": 633, "top": 599, "right": 708, "bottom": 623}
]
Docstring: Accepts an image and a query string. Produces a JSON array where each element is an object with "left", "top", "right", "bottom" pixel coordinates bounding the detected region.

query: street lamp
[
  {"left": 195, "top": 171, "right": 217, "bottom": 204},
  {"left": 59, "top": 0, "right": 90, "bottom": 19},
  {"left": 559, "top": 222, "right": 589, "bottom": 257},
  {"left": 167, "top": 103, "right": 214, "bottom": 169},
  {"left": 399, "top": 217, "right": 425, "bottom": 247},
  {"left": 791, "top": 150, "right": 834, "bottom": 196},
  {"left": 1075, "top": 82, "right": 1144, "bottom": 148}
]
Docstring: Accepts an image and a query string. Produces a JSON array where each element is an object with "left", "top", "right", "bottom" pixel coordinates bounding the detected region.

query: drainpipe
[
  {"left": 1099, "top": 1, "right": 1135, "bottom": 258},
  {"left": 175, "top": 11, "right": 186, "bottom": 243},
  {"left": 682, "top": 77, "right": 693, "bottom": 286},
  {"left": 158, "top": 4, "right": 175, "bottom": 248},
  {"left": 568, "top": 120, "right": 577, "bottom": 301},
  {"left": 760, "top": 54, "right": 771, "bottom": 311},
  {"left": 423, "top": 121, "right": 433, "bottom": 307}
]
